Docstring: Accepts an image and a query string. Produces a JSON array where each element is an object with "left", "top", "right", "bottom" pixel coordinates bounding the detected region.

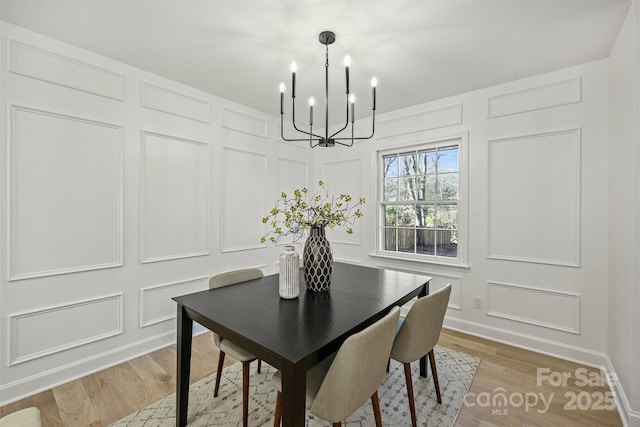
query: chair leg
[
  {"left": 242, "top": 361, "right": 250, "bottom": 427},
  {"left": 371, "top": 391, "right": 383, "bottom": 427},
  {"left": 428, "top": 349, "right": 442, "bottom": 404},
  {"left": 273, "top": 391, "right": 282, "bottom": 427},
  {"left": 214, "top": 351, "right": 226, "bottom": 397},
  {"left": 257, "top": 359, "right": 262, "bottom": 373},
  {"left": 403, "top": 362, "right": 417, "bottom": 427}
]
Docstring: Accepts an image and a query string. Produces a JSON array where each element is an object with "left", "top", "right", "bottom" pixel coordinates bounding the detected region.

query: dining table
[{"left": 173, "top": 262, "right": 432, "bottom": 427}]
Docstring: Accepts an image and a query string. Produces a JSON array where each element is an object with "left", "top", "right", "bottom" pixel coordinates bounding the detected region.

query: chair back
[
  {"left": 310, "top": 306, "right": 401, "bottom": 423},
  {"left": 391, "top": 284, "right": 452, "bottom": 363},
  {"left": 209, "top": 268, "right": 263, "bottom": 346}
]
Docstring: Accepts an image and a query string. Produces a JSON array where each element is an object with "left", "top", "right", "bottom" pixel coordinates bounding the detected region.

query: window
[{"left": 377, "top": 137, "right": 467, "bottom": 266}]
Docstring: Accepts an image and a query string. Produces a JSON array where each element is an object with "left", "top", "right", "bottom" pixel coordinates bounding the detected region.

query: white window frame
[{"left": 372, "top": 132, "right": 469, "bottom": 268}]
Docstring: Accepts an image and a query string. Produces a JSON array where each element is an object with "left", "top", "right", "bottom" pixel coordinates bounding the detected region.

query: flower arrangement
[{"left": 261, "top": 181, "right": 365, "bottom": 244}]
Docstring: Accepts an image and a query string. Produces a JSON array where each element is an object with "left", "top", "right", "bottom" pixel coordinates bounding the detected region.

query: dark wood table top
[{"left": 174, "top": 262, "right": 431, "bottom": 368}]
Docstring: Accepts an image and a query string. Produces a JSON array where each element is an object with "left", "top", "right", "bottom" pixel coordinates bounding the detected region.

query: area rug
[{"left": 110, "top": 345, "right": 479, "bottom": 426}]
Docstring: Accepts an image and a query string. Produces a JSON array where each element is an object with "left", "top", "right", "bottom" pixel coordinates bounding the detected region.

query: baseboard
[
  {"left": 0, "top": 330, "right": 182, "bottom": 406},
  {"left": 444, "top": 317, "right": 609, "bottom": 367},
  {"left": 445, "top": 317, "right": 637, "bottom": 426},
  {"left": 603, "top": 355, "right": 640, "bottom": 427}
]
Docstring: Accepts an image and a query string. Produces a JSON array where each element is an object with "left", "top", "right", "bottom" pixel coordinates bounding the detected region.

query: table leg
[
  {"left": 280, "top": 363, "right": 306, "bottom": 427},
  {"left": 419, "top": 282, "right": 429, "bottom": 378},
  {"left": 176, "top": 304, "right": 193, "bottom": 427}
]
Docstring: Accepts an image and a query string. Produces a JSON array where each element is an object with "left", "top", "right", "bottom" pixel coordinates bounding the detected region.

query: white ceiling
[{"left": 0, "top": 0, "right": 632, "bottom": 125}]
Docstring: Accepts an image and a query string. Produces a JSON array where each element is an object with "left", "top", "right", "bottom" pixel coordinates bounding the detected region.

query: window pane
[
  {"left": 383, "top": 228, "right": 396, "bottom": 251},
  {"left": 415, "top": 176, "right": 426, "bottom": 200},
  {"left": 424, "top": 175, "right": 436, "bottom": 200},
  {"left": 436, "top": 205, "right": 457, "bottom": 229},
  {"left": 416, "top": 151, "right": 427, "bottom": 175},
  {"left": 438, "top": 173, "right": 458, "bottom": 200},
  {"left": 397, "top": 205, "right": 416, "bottom": 226},
  {"left": 416, "top": 229, "right": 435, "bottom": 255},
  {"left": 400, "top": 177, "right": 420, "bottom": 201},
  {"left": 398, "top": 228, "right": 415, "bottom": 253},
  {"left": 383, "top": 178, "right": 398, "bottom": 201},
  {"left": 400, "top": 152, "right": 418, "bottom": 176},
  {"left": 438, "top": 147, "right": 459, "bottom": 172},
  {"left": 436, "top": 230, "right": 458, "bottom": 257},
  {"left": 383, "top": 155, "right": 398, "bottom": 177},
  {"left": 384, "top": 205, "right": 397, "bottom": 226},
  {"left": 417, "top": 205, "right": 435, "bottom": 228},
  {"left": 425, "top": 150, "right": 437, "bottom": 174}
]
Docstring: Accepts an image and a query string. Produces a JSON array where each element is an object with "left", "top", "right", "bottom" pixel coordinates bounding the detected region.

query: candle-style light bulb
[
  {"left": 344, "top": 55, "right": 351, "bottom": 94},
  {"left": 371, "top": 77, "right": 377, "bottom": 111},
  {"left": 290, "top": 61, "right": 297, "bottom": 98},
  {"left": 349, "top": 94, "right": 355, "bottom": 123},
  {"left": 309, "top": 97, "right": 315, "bottom": 125},
  {"left": 279, "top": 82, "right": 285, "bottom": 114}
]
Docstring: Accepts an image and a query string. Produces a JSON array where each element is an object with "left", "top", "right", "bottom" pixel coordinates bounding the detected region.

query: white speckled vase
[{"left": 279, "top": 245, "right": 300, "bottom": 299}]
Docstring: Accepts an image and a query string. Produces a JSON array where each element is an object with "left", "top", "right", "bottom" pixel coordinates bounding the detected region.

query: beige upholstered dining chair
[
  {"left": 209, "top": 268, "right": 264, "bottom": 427},
  {"left": 390, "top": 283, "right": 452, "bottom": 427},
  {"left": 0, "top": 407, "right": 41, "bottom": 427},
  {"left": 271, "top": 306, "right": 400, "bottom": 427}
]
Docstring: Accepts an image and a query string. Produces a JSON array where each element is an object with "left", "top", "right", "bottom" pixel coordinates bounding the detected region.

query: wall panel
[
  {"left": 140, "top": 131, "right": 210, "bottom": 263},
  {"left": 139, "top": 276, "right": 208, "bottom": 327},
  {"left": 376, "top": 104, "right": 462, "bottom": 139},
  {"left": 9, "top": 294, "right": 123, "bottom": 365},
  {"left": 8, "top": 39, "right": 124, "bottom": 100},
  {"left": 8, "top": 105, "right": 123, "bottom": 280},
  {"left": 487, "top": 281, "right": 580, "bottom": 333},
  {"left": 488, "top": 77, "right": 581, "bottom": 118},
  {"left": 141, "top": 82, "right": 211, "bottom": 123},
  {"left": 221, "top": 148, "right": 267, "bottom": 252},
  {"left": 222, "top": 107, "right": 268, "bottom": 138},
  {"left": 488, "top": 129, "right": 581, "bottom": 266}
]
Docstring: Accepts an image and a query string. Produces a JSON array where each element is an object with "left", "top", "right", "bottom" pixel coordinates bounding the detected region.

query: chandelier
[{"left": 279, "top": 31, "right": 377, "bottom": 148}]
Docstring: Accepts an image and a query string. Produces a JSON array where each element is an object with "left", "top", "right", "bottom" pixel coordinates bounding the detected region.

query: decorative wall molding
[
  {"left": 488, "top": 77, "right": 582, "bottom": 118},
  {"left": 141, "top": 81, "right": 211, "bottom": 123},
  {"left": 139, "top": 276, "right": 209, "bottom": 327},
  {"left": 140, "top": 131, "right": 211, "bottom": 263},
  {"left": 487, "top": 281, "right": 581, "bottom": 334},
  {"left": 220, "top": 147, "right": 267, "bottom": 252},
  {"left": 8, "top": 294, "right": 123, "bottom": 366},
  {"left": 7, "top": 38, "right": 125, "bottom": 100},
  {"left": 376, "top": 104, "right": 463, "bottom": 139},
  {"left": 488, "top": 129, "right": 581, "bottom": 267},
  {"left": 7, "top": 105, "right": 124, "bottom": 281},
  {"left": 222, "top": 107, "right": 268, "bottom": 138}
]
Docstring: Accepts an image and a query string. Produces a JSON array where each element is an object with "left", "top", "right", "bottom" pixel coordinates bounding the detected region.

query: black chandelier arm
[
  {"left": 331, "top": 110, "right": 376, "bottom": 142},
  {"left": 328, "top": 94, "right": 351, "bottom": 140},
  {"left": 281, "top": 111, "right": 323, "bottom": 142},
  {"left": 289, "top": 98, "right": 324, "bottom": 140}
]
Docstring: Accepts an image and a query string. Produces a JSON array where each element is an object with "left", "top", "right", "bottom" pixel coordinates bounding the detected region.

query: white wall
[
  {"left": 608, "top": 0, "right": 640, "bottom": 425},
  {"left": 317, "top": 58, "right": 611, "bottom": 364},
  {"left": 0, "top": 17, "right": 633, "bottom": 423},
  {"left": 0, "top": 21, "right": 312, "bottom": 404}
]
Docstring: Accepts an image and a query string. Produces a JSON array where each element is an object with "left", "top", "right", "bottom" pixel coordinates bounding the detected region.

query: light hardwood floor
[{"left": 1, "top": 329, "right": 623, "bottom": 426}]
